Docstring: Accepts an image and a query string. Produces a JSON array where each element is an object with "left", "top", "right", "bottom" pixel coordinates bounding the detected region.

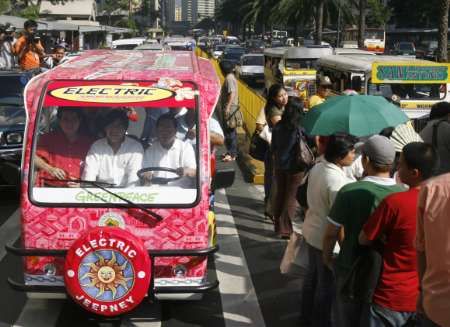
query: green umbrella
[{"left": 303, "top": 95, "right": 409, "bottom": 137}]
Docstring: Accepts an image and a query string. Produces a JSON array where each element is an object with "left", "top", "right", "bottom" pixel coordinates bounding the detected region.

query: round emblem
[
  {"left": 98, "top": 212, "right": 125, "bottom": 229},
  {"left": 64, "top": 227, "right": 151, "bottom": 316}
]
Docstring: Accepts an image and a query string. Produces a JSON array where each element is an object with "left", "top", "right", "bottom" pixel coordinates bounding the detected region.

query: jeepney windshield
[
  {"left": 31, "top": 105, "right": 200, "bottom": 206},
  {"left": 368, "top": 82, "right": 445, "bottom": 100}
]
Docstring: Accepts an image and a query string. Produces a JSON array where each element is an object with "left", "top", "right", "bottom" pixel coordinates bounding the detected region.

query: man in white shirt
[
  {"left": 143, "top": 113, "right": 196, "bottom": 186},
  {"left": 83, "top": 110, "right": 143, "bottom": 187},
  {"left": 44, "top": 45, "right": 69, "bottom": 69}
]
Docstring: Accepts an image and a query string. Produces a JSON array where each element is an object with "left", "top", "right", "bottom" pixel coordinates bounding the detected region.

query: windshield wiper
[{"left": 43, "top": 178, "right": 163, "bottom": 222}]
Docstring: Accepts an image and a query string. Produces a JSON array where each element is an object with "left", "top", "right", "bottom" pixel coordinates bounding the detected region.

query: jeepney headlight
[
  {"left": 43, "top": 263, "right": 56, "bottom": 276},
  {"left": 6, "top": 132, "right": 22, "bottom": 144},
  {"left": 173, "top": 265, "right": 187, "bottom": 278}
]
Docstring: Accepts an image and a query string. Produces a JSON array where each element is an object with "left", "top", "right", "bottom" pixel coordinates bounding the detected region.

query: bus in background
[
  {"left": 343, "top": 27, "right": 386, "bottom": 54},
  {"left": 264, "top": 46, "right": 333, "bottom": 100},
  {"left": 272, "top": 30, "right": 288, "bottom": 39},
  {"left": 317, "top": 54, "right": 450, "bottom": 128}
]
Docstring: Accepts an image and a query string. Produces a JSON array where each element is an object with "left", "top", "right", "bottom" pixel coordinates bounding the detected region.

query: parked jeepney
[
  {"left": 317, "top": 54, "right": 450, "bottom": 123},
  {"left": 264, "top": 46, "right": 333, "bottom": 99},
  {"left": 5, "top": 50, "right": 234, "bottom": 317}
]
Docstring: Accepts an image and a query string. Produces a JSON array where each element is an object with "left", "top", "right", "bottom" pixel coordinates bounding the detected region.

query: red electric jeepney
[{"left": 5, "top": 50, "right": 233, "bottom": 316}]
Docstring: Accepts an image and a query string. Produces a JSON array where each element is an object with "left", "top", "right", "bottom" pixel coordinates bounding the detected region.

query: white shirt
[
  {"left": 176, "top": 117, "right": 224, "bottom": 146},
  {"left": 343, "top": 154, "right": 364, "bottom": 180},
  {"left": 44, "top": 56, "right": 69, "bottom": 69},
  {"left": 0, "top": 41, "right": 16, "bottom": 69},
  {"left": 303, "top": 160, "right": 354, "bottom": 250},
  {"left": 83, "top": 136, "right": 144, "bottom": 187},
  {"left": 143, "top": 138, "right": 196, "bottom": 185}
]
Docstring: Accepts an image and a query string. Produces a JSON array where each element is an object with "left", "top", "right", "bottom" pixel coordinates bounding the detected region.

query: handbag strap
[{"left": 226, "top": 107, "right": 240, "bottom": 122}]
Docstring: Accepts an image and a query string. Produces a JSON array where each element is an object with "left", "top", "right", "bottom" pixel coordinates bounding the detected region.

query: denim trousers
[
  {"left": 334, "top": 273, "right": 368, "bottom": 327},
  {"left": 224, "top": 127, "right": 237, "bottom": 157},
  {"left": 299, "top": 242, "right": 335, "bottom": 327},
  {"left": 364, "top": 303, "right": 415, "bottom": 327}
]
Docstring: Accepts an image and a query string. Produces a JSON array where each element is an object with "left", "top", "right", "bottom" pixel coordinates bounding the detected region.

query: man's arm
[
  {"left": 416, "top": 187, "right": 428, "bottom": 313},
  {"left": 323, "top": 221, "right": 342, "bottom": 270},
  {"left": 210, "top": 132, "right": 224, "bottom": 146}
]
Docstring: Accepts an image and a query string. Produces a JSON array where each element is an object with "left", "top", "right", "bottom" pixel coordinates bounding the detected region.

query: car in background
[
  {"left": 235, "top": 53, "right": 264, "bottom": 85},
  {"left": 112, "top": 37, "right": 146, "bottom": 50},
  {"left": 219, "top": 45, "right": 246, "bottom": 69},
  {"left": 0, "top": 70, "right": 27, "bottom": 185},
  {"left": 416, "top": 40, "right": 438, "bottom": 60},
  {"left": 391, "top": 41, "right": 416, "bottom": 57},
  {"left": 270, "top": 39, "right": 284, "bottom": 48},
  {"left": 212, "top": 44, "right": 226, "bottom": 59},
  {"left": 245, "top": 39, "right": 265, "bottom": 53}
]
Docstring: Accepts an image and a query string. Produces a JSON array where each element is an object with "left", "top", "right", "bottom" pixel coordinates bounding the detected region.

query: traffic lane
[
  {"left": 223, "top": 165, "right": 303, "bottom": 327},
  {"left": 0, "top": 188, "right": 23, "bottom": 326},
  {"left": 0, "top": 186, "right": 19, "bottom": 227},
  {"left": 0, "top": 239, "right": 27, "bottom": 325}
]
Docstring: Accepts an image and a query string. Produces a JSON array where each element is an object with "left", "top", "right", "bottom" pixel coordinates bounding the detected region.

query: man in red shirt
[
  {"left": 35, "top": 107, "right": 93, "bottom": 187},
  {"left": 359, "top": 142, "right": 439, "bottom": 326}
]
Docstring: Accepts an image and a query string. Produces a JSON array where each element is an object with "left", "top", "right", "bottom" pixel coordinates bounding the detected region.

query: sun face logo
[{"left": 79, "top": 250, "right": 134, "bottom": 301}]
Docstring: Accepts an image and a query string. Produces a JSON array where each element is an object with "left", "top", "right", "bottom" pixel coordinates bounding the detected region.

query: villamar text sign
[{"left": 372, "top": 62, "right": 450, "bottom": 84}]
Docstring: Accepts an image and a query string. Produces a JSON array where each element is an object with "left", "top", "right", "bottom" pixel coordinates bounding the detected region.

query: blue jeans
[
  {"left": 365, "top": 303, "right": 415, "bottom": 327},
  {"left": 334, "top": 273, "right": 368, "bottom": 327},
  {"left": 299, "top": 242, "right": 335, "bottom": 327},
  {"left": 224, "top": 127, "right": 237, "bottom": 157}
]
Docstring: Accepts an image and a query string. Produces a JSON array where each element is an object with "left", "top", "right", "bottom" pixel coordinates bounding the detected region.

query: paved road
[{"left": 0, "top": 161, "right": 301, "bottom": 327}]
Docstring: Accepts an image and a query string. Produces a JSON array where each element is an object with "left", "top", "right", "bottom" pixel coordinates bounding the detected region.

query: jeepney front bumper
[{"left": 5, "top": 244, "right": 219, "bottom": 295}]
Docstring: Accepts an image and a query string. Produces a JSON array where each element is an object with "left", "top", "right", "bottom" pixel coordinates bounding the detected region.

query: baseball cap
[
  {"left": 319, "top": 75, "right": 332, "bottom": 86},
  {"left": 360, "top": 135, "right": 396, "bottom": 165}
]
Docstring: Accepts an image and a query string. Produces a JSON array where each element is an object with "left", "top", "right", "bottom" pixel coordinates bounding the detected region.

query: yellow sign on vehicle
[
  {"left": 400, "top": 102, "right": 435, "bottom": 110},
  {"left": 283, "top": 69, "right": 316, "bottom": 76},
  {"left": 372, "top": 62, "right": 450, "bottom": 84},
  {"left": 50, "top": 85, "right": 174, "bottom": 103}
]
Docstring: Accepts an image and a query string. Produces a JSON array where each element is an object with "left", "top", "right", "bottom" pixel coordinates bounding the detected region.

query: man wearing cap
[
  {"left": 322, "top": 135, "right": 404, "bottom": 327},
  {"left": 308, "top": 76, "right": 332, "bottom": 109}
]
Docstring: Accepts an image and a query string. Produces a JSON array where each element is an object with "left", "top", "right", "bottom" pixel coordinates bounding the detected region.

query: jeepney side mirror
[{"left": 212, "top": 168, "right": 235, "bottom": 190}]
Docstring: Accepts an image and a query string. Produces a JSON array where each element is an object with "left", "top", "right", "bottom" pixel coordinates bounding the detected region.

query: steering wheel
[{"left": 137, "top": 167, "right": 182, "bottom": 185}]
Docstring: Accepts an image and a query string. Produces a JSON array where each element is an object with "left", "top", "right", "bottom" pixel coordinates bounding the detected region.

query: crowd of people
[
  {"left": 226, "top": 76, "right": 450, "bottom": 327},
  {"left": 0, "top": 19, "right": 68, "bottom": 72}
]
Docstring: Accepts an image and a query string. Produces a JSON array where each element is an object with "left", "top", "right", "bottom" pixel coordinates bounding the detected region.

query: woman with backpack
[{"left": 271, "top": 97, "right": 307, "bottom": 238}]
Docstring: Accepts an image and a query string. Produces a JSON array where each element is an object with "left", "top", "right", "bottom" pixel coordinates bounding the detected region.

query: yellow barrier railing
[{"left": 196, "top": 49, "right": 266, "bottom": 135}]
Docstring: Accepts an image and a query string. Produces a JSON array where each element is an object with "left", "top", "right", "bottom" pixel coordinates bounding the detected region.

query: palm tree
[
  {"left": 357, "top": 0, "right": 367, "bottom": 48},
  {"left": 437, "top": 0, "right": 450, "bottom": 62}
]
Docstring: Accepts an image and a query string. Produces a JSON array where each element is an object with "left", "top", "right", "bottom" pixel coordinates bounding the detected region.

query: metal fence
[{"left": 196, "top": 48, "right": 266, "bottom": 135}]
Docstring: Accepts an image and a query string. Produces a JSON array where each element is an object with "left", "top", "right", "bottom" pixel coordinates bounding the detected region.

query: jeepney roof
[
  {"left": 24, "top": 50, "right": 220, "bottom": 116},
  {"left": 264, "top": 47, "right": 289, "bottom": 58},
  {"left": 285, "top": 46, "right": 333, "bottom": 59},
  {"left": 318, "top": 55, "right": 434, "bottom": 74},
  {"left": 334, "top": 48, "right": 376, "bottom": 56},
  {"left": 264, "top": 46, "right": 333, "bottom": 59},
  {"left": 35, "top": 50, "right": 213, "bottom": 81}
]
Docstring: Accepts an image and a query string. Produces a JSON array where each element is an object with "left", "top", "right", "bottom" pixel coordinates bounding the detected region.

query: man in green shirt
[{"left": 322, "top": 135, "right": 404, "bottom": 327}]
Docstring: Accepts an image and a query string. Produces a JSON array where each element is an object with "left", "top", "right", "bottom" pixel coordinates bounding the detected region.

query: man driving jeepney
[
  {"left": 82, "top": 110, "right": 143, "bottom": 187},
  {"left": 142, "top": 113, "right": 196, "bottom": 187}
]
